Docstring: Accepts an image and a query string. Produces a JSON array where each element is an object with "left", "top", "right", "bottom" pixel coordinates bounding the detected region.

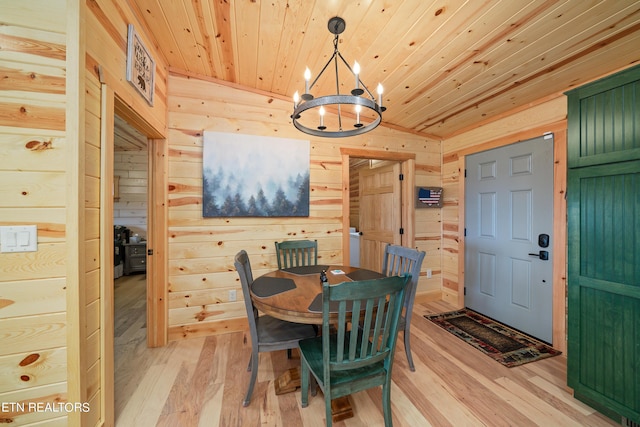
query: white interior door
[{"left": 465, "top": 135, "right": 554, "bottom": 343}]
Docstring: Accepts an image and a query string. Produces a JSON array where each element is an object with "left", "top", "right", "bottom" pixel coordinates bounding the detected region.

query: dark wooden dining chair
[
  {"left": 234, "top": 250, "right": 317, "bottom": 406},
  {"left": 298, "top": 274, "right": 410, "bottom": 426},
  {"left": 381, "top": 244, "right": 426, "bottom": 371},
  {"left": 274, "top": 239, "right": 318, "bottom": 269}
]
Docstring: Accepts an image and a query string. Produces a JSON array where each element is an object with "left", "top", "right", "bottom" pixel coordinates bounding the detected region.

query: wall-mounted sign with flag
[{"left": 416, "top": 187, "right": 443, "bottom": 208}]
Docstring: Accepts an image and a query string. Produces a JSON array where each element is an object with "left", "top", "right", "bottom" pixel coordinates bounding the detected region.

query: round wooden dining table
[{"left": 250, "top": 264, "right": 385, "bottom": 325}]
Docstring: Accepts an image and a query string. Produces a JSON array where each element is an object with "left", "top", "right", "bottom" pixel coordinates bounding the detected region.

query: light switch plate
[{"left": 0, "top": 225, "right": 38, "bottom": 253}]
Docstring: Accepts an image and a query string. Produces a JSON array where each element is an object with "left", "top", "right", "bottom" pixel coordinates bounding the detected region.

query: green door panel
[{"left": 567, "top": 64, "right": 640, "bottom": 424}]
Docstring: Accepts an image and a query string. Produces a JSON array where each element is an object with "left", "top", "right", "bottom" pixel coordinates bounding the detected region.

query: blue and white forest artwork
[{"left": 202, "top": 132, "right": 310, "bottom": 217}]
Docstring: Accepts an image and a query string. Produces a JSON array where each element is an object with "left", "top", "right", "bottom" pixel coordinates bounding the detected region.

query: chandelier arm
[
  {"left": 309, "top": 51, "right": 337, "bottom": 92},
  {"left": 333, "top": 51, "right": 343, "bottom": 130},
  {"left": 336, "top": 51, "right": 376, "bottom": 100}
]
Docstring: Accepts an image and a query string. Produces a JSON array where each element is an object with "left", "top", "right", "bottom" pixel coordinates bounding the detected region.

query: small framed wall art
[
  {"left": 126, "top": 24, "right": 155, "bottom": 106},
  {"left": 415, "top": 186, "right": 443, "bottom": 208}
]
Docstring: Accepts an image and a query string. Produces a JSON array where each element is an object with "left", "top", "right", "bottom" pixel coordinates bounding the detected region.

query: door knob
[{"left": 528, "top": 250, "right": 549, "bottom": 261}]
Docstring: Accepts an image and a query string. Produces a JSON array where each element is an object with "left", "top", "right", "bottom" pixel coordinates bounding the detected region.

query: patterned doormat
[{"left": 424, "top": 309, "right": 562, "bottom": 367}]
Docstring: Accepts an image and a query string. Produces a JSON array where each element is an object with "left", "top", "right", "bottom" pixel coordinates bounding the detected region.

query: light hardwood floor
[{"left": 114, "top": 275, "right": 618, "bottom": 426}]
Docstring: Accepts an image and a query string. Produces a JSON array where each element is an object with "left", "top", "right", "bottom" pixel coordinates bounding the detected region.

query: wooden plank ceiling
[{"left": 130, "top": 0, "right": 640, "bottom": 139}]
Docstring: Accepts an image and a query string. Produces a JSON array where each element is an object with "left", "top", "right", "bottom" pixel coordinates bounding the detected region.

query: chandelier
[{"left": 291, "top": 17, "right": 385, "bottom": 138}]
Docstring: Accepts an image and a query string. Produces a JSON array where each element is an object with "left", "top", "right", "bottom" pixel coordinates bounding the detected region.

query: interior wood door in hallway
[
  {"left": 358, "top": 162, "right": 402, "bottom": 272},
  {"left": 465, "top": 135, "right": 554, "bottom": 343}
]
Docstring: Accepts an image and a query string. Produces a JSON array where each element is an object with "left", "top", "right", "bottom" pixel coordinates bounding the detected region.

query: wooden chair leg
[
  {"left": 325, "top": 392, "right": 333, "bottom": 427},
  {"left": 300, "top": 359, "right": 309, "bottom": 408},
  {"left": 243, "top": 351, "right": 258, "bottom": 406},
  {"left": 404, "top": 328, "right": 415, "bottom": 371},
  {"left": 382, "top": 381, "right": 392, "bottom": 426}
]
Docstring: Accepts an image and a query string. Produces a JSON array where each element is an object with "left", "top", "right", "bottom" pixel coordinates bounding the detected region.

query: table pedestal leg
[
  {"left": 330, "top": 396, "right": 354, "bottom": 422},
  {"left": 274, "top": 367, "right": 353, "bottom": 422},
  {"left": 274, "top": 367, "right": 300, "bottom": 394}
]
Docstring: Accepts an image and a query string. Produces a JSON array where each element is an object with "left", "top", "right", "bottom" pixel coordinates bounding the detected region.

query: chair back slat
[
  {"left": 274, "top": 239, "right": 318, "bottom": 269},
  {"left": 359, "top": 299, "right": 374, "bottom": 358}
]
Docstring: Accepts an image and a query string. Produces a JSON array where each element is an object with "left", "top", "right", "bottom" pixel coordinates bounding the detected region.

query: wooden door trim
[
  {"left": 100, "top": 84, "right": 115, "bottom": 426},
  {"left": 341, "top": 148, "right": 415, "bottom": 266},
  {"left": 340, "top": 147, "right": 415, "bottom": 162},
  {"left": 147, "top": 138, "right": 168, "bottom": 347}
]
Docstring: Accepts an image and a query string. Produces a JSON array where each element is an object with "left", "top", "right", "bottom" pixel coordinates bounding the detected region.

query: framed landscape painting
[{"left": 202, "top": 132, "right": 310, "bottom": 217}]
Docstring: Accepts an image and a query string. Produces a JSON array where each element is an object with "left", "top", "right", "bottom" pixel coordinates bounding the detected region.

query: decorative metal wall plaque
[{"left": 416, "top": 187, "right": 443, "bottom": 208}]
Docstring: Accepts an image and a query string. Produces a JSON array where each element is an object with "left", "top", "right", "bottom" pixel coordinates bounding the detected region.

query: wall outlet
[
  {"left": 228, "top": 289, "right": 237, "bottom": 302},
  {"left": 426, "top": 268, "right": 432, "bottom": 279}
]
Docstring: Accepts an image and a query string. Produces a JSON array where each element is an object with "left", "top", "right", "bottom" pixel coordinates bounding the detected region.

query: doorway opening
[
  {"left": 100, "top": 92, "right": 167, "bottom": 424},
  {"left": 112, "top": 114, "right": 149, "bottom": 417},
  {"left": 340, "top": 148, "right": 416, "bottom": 267},
  {"left": 349, "top": 159, "right": 402, "bottom": 271}
]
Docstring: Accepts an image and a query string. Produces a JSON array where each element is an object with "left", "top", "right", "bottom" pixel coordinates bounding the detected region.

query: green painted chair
[
  {"left": 381, "top": 244, "right": 426, "bottom": 371},
  {"left": 298, "top": 274, "right": 410, "bottom": 426},
  {"left": 234, "top": 250, "right": 317, "bottom": 406},
  {"left": 274, "top": 239, "right": 318, "bottom": 269}
]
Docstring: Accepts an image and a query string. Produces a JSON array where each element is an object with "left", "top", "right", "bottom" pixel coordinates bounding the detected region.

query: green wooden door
[{"left": 567, "top": 65, "right": 640, "bottom": 424}]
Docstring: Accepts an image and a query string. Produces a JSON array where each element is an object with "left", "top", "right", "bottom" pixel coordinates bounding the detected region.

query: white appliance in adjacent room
[{"left": 349, "top": 227, "right": 361, "bottom": 267}]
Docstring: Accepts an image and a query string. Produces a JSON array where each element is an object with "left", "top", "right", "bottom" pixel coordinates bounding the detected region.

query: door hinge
[
  {"left": 464, "top": 228, "right": 467, "bottom": 236},
  {"left": 464, "top": 169, "right": 467, "bottom": 178},
  {"left": 399, "top": 173, "right": 404, "bottom": 181},
  {"left": 464, "top": 287, "right": 466, "bottom": 295},
  {"left": 148, "top": 249, "right": 153, "bottom": 255},
  {"left": 399, "top": 228, "right": 404, "bottom": 235}
]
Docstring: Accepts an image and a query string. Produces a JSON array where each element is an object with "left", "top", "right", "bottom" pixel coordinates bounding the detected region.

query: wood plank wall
[
  {"left": 348, "top": 158, "right": 368, "bottom": 229},
  {"left": 166, "top": 73, "right": 442, "bottom": 341},
  {"left": 0, "top": 1, "right": 70, "bottom": 425},
  {"left": 114, "top": 151, "right": 149, "bottom": 238}
]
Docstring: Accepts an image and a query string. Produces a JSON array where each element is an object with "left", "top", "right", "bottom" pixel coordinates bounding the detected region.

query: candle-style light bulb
[
  {"left": 319, "top": 106, "right": 325, "bottom": 129},
  {"left": 353, "top": 62, "right": 360, "bottom": 89},
  {"left": 304, "top": 68, "right": 311, "bottom": 94},
  {"left": 293, "top": 91, "right": 300, "bottom": 108},
  {"left": 351, "top": 62, "right": 364, "bottom": 96},
  {"left": 355, "top": 104, "right": 361, "bottom": 125},
  {"left": 377, "top": 83, "right": 384, "bottom": 107}
]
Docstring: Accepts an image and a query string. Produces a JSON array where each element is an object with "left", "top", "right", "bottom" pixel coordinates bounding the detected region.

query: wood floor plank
[
  {"left": 494, "top": 376, "right": 579, "bottom": 426},
  {"left": 527, "top": 376, "right": 595, "bottom": 416},
  {"left": 117, "top": 362, "right": 181, "bottom": 426},
  {"left": 388, "top": 382, "right": 431, "bottom": 427},
  {"left": 113, "top": 278, "right": 620, "bottom": 426},
  {"left": 197, "top": 383, "right": 224, "bottom": 427}
]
